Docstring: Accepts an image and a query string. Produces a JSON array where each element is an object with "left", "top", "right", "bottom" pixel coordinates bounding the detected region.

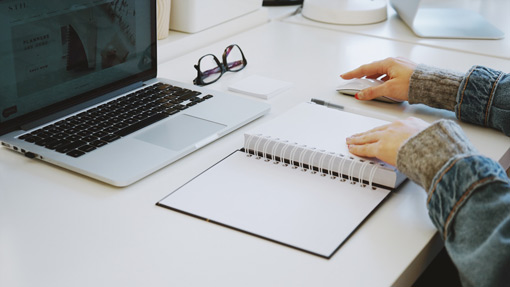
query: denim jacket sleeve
[
  {"left": 398, "top": 65, "right": 510, "bottom": 286},
  {"left": 397, "top": 121, "right": 510, "bottom": 287},
  {"left": 456, "top": 66, "right": 510, "bottom": 136},
  {"left": 430, "top": 154, "right": 510, "bottom": 287}
]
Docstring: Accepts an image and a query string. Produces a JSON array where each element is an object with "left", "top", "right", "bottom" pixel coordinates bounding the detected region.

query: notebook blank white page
[
  {"left": 247, "top": 102, "right": 390, "bottom": 160},
  {"left": 158, "top": 150, "right": 391, "bottom": 258}
]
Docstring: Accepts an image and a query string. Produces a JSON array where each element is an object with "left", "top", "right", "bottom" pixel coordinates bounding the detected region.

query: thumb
[{"left": 356, "top": 84, "right": 388, "bottom": 101}]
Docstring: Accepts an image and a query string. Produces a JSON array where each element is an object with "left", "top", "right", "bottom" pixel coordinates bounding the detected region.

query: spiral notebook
[{"left": 157, "top": 102, "right": 406, "bottom": 258}]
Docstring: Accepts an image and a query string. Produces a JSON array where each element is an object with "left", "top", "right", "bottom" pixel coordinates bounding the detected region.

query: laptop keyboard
[{"left": 18, "top": 83, "right": 213, "bottom": 158}]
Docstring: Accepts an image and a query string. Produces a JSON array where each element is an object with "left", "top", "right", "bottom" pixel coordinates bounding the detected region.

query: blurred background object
[
  {"left": 301, "top": 0, "right": 387, "bottom": 25},
  {"left": 157, "top": 0, "right": 171, "bottom": 39}
]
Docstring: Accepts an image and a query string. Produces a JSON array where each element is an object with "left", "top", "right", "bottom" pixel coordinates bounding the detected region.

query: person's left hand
[
  {"left": 346, "top": 117, "right": 430, "bottom": 166},
  {"left": 340, "top": 57, "right": 417, "bottom": 102}
]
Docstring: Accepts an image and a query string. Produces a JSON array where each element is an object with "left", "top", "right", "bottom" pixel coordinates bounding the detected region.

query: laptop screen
[{"left": 0, "top": 0, "right": 156, "bottom": 133}]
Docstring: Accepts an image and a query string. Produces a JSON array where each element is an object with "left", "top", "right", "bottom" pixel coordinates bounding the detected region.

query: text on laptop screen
[{"left": 0, "top": 0, "right": 154, "bottom": 125}]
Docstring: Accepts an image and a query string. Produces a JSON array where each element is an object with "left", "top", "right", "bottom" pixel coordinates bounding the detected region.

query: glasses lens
[
  {"left": 199, "top": 55, "right": 222, "bottom": 84},
  {"left": 224, "top": 45, "right": 246, "bottom": 72}
]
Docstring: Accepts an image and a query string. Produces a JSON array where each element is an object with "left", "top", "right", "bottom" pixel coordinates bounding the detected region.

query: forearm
[
  {"left": 408, "top": 64, "right": 463, "bottom": 111},
  {"left": 397, "top": 121, "right": 510, "bottom": 286},
  {"left": 409, "top": 64, "right": 510, "bottom": 136},
  {"left": 396, "top": 120, "right": 476, "bottom": 191}
]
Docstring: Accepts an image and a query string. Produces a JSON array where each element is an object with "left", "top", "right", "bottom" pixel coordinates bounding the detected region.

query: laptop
[{"left": 0, "top": 0, "right": 270, "bottom": 186}]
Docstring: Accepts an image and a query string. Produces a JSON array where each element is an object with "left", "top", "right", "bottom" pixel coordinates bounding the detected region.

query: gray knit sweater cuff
[
  {"left": 409, "top": 64, "right": 464, "bottom": 111},
  {"left": 396, "top": 120, "right": 478, "bottom": 191}
]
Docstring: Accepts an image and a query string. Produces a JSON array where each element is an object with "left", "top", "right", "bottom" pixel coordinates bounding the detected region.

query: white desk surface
[
  {"left": 2, "top": 20, "right": 510, "bottom": 287},
  {"left": 286, "top": 0, "right": 510, "bottom": 60}
]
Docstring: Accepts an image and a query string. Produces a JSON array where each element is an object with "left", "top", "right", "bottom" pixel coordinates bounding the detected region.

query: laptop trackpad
[{"left": 135, "top": 114, "right": 226, "bottom": 151}]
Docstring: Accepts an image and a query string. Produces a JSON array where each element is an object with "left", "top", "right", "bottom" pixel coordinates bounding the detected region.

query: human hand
[
  {"left": 341, "top": 57, "right": 418, "bottom": 102},
  {"left": 346, "top": 117, "right": 430, "bottom": 166}
]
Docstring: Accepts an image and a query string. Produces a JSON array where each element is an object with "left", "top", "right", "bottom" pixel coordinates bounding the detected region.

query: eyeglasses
[{"left": 193, "top": 44, "right": 247, "bottom": 86}]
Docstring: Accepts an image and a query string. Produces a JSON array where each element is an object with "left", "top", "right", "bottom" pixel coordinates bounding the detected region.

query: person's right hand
[
  {"left": 340, "top": 57, "right": 418, "bottom": 102},
  {"left": 346, "top": 117, "right": 430, "bottom": 167}
]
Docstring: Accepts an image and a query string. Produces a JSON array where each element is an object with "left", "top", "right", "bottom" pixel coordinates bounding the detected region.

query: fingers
[
  {"left": 355, "top": 82, "right": 391, "bottom": 101},
  {"left": 346, "top": 125, "right": 389, "bottom": 160},
  {"left": 341, "top": 58, "right": 413, "bottom": 101},
  {"left": 346, "top": 134, "right": 377, "bottom": 145},
  {"left": 347, "top": 142, "right": 378, "bottom": 158},
  {"left": 341, "top": 57, "right": 403, "bottom": 79},
  {"left": 348, "top": 124, "right": 389, "bottom": 140},
  {"left": 340, "top": 59, "right": 390, "bottom": 80},
  {"left": 341, "top": 57, "right": 413, "bottom": 102},
  {"left": 346, "top": 117, "right": 430, "bottom": 166},
  {"left": 346, "top": 122, "right": 394, "bottom": 165},
  {"left": 357, "top": 76, "right": 410, "bottom": 102}
]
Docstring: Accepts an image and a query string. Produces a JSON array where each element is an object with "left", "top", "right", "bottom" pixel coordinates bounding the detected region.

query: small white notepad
[{"left": 228, "top": 75, "right": 293, "bottom": 99}]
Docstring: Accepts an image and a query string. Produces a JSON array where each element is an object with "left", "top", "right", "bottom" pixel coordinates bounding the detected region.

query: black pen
[
  {"left": 310, "top": 98, "right": 397, "bottom": 122},
  {"left": 310, "top": 98, "right": 346, "bottom": 110}
]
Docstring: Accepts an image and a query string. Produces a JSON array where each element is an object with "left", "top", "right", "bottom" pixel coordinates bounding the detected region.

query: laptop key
[
  {"left": 67, "top": 150, "right": 86, "bottom": 158},
  {"left": 101, "top": 134, "right": 121, "bottom": 142},
  {"left": 115, "top": 113, "right": 168, "bottom": 137},
  {"left": 78, "top": 145, "right": 97, "bottom": 153},
  {"left": 90, "top": 140, "right": 108, "bottom": 148},
  {"left": 65, "top": 135, "right": 82, "bottom": 142},
  {"left": 164, "top": 108, "right": 179, "bottom": 116},
  {"left": 24, "top": 135, "right": 42, "bottom": 143},
  {"left": 46, "top": 139, "right": 71, "bottom": 150},
  {"left": 81, "top": 136, "right": 98, "bottom": 142},
  {"left": 103, "top": 126, "right": 120, "bottom": 133},
  {"left": 55, "top": 140, "right": 86, "bottom": 153},
  {"left": 34, "top": 137, "right": 58, "bottom": 147}
]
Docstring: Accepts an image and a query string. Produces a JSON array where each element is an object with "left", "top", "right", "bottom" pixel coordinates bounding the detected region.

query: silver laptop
[
  {"left": 0, "top": 0, "right": 270, "bottom": 186},
  {"left": 390, "top": 0, "right": 504, "bottom": 39}
]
